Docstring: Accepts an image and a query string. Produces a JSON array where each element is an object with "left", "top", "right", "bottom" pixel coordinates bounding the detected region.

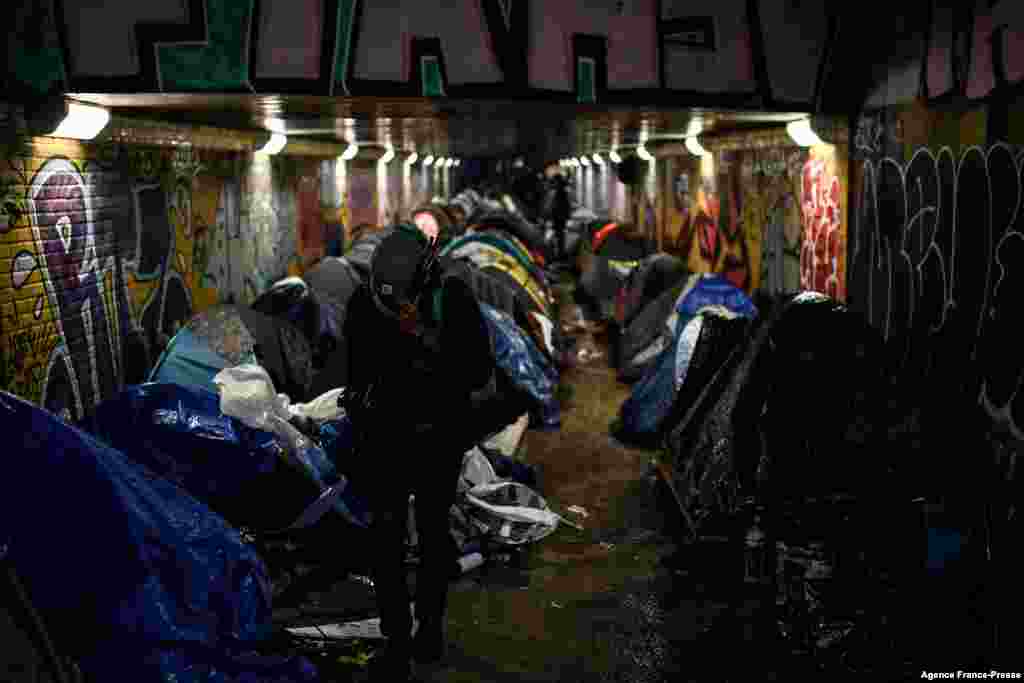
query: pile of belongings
[
  {"left": 1, "top": 390, "right": 320, "bottom": 682},
  {"left": 614, "top": 273, "right": 758, "bottom": 446},
  {"left": 657, "top": 292, "right": 895, "bottom": 672}
]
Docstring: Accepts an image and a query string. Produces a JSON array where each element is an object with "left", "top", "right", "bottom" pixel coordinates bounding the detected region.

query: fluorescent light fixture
[
  {"left": 341, "top": 142, "right": 359, "bottom": 160},
  {"left": 609, "top": 149, "right": 622, "bottom": 164},
  {"left": 579, "top": 156, "right": 591, "bottom": 167},
  {"left": 591, "top": 153, "right": 604, "bottom": 166},
  {"left": 786, "top": 118, "right": 824, "bottom": 147},
  {"left": 379, "top": 144, "right": 395, "bottom": 164},
  {"left": 50, "top": 102, "right": 111, "bottom": 140},
  {"left": 454, "top": 159, "right": 461, "bottom": 167},
  {"left": 423, "top": 155, "right": 435, "bottom": 167},
  {"left": 685, "top": 136, "right": 709, "bottom": 157},
  {"left": 637, "top": 144, "right": 654, "bottom": 162},
  {"left": 405, "top": 152, "right": 418, "bottom": 166},
  {"left": 446, "top": 158, "right": 455, "bottom": 168},
  {"left": 258, "top": 133, "right": 288, "bottom": 155}
]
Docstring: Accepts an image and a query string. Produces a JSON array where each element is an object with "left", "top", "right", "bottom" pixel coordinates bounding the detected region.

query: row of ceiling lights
[
  {"left": 45, "top": 102, "right": 828, "bottom": 156},
  {"left": 559, "top": 119, "right": 828, "bottom": 167},
  {"left": 36, "top": 103, "right": 463, "bottom": 166}
]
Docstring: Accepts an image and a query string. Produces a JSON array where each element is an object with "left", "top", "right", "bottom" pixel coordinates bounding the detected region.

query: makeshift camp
[
  {"left": 617, "top": 273, "right": 755, "bottom": 384},
  {"left": 1, "top": 390, "right": 318, "bottom": 682},
  {"left": 615, "top": 274, "right": 757, "bottom": 445}
]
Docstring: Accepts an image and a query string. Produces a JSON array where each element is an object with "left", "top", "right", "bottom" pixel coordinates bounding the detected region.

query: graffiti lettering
[
  {"left": 850, "top": 136, "right": 1024, "bottom": 436},
  {"left": 800, "top": 155, "right": 843, "bottom": 299}
]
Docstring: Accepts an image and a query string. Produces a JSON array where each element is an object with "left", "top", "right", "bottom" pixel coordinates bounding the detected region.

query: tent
[
  {"left": 149, "top": 304, "right": 315, "bottom": 403},
  {"left": 301, "top": 257, "right": 363, "bottom": 395},
  {"left": 469, "top": 210, "right": 549, "bottom": 262},
  {"left": 345, "top": 227, "right": 393, "bottom": 281},
  {"left": 442, "top": 235, "right": 555, "bottom": 318},
  {"left": 615, "top": 274, "right": 757, "bottom": 444},
  {"left": 577, "top": 224, "right": 655, "bottom": 320},
  {"left": 1, "top": 390, "right": 317, "bottom": 682},
  {"left": 615, "top": 253, "right": 690, "bottom": 329}
]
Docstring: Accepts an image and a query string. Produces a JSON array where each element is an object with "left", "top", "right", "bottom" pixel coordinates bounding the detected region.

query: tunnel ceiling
[{"left": 70, "top": 93, "right": 810, "bottom": 159}]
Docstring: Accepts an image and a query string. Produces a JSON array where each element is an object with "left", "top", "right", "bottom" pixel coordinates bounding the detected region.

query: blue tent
[{"left": 617, "top": 275, "right": 757, "bottom": 442}]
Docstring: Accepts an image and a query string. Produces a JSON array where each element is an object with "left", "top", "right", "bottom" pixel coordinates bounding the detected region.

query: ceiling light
[
  {"left": 423, "top": 155, "right": 435, "bottom": 167},
  {"left": 50, "top": 102, "right": 111, "bottom": 141},
  {"left": 786, "top": 118, "right": 824, "bottom": 147},
  {"left": 591, "top": 153, "right": 604, "bottom": 166},
  {"left": 579, "top": 156, "right": 591, "bottom": 167},
  {"left": 405, "top": 152, "right": 418, "bottom": 166},
  {"left": 637, "top": 144, "right": 654, "bottom": 162},
  {"left": 258, "top": 133, "right": 288, "bottom": 155},
  {"left": 685, "top": 136, "right": 709, "bottom": 157},
  {"left": 446, "top": 158, "right": 455, "bottom": 168},
  {"left": 379, "top": 144, "right": 395, "bottom": 164},
  {"left": 454, "top": 159, "right": 461, "bottom": 167},
  {"left": 609, "top": 149, "right": 622, "bottom": 164},
  {"left": 341, "top": 142, "right": 359, "bottom": 160}
]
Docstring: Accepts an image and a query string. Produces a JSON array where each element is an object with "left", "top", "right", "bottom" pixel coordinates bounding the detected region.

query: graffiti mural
[
  {"left": 0, "top": 138, "right": 254, "bottom": 417},
  {"left": 848, "top": 125, "right": 1024, "bottom": 437},
  {"left": 800, "top": 147, "right": 847, "bottom": 300}
]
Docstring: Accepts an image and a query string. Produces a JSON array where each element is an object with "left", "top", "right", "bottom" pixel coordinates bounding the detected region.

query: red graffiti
[{"left": 800, "top": 158, "right": 842, "bottom": 297}]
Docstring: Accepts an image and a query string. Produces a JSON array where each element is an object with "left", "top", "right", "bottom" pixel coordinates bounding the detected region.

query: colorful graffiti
[
  {"left": 800, "top": 148, "right": 846, "bottom": 300},
  {"left": 0, "top": 137, "right": 316, "bottom": 417},
  {"left": 659, "top": 147, "right": 846, "bottom": 298}
]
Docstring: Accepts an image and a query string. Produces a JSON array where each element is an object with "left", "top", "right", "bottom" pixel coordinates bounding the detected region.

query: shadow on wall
[{"left": 0, "top": 138, "right": 314, "bottom": 419}]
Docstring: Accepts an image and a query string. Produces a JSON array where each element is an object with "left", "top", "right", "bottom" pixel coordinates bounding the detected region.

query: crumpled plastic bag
[
  {"left": 463, "top": 481, "right": 560, "bottom": 545},
  {"left": 459, "top": 448, "right": 499, "bottom": 493},
  {"left": 290, "top": 387, "right": 346, "bottom": 423}
]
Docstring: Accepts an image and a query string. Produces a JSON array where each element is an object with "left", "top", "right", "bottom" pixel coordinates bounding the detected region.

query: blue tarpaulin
[
  {"left": 149, "top": 326, "right": 230, "bottom": 394},
  {"left": 481, "top": 304, "right": 561, "bottom": 430},
  {"left": 619, "top": 275, "right": 757, "bottom": 440},
  {"left": 0, "top": 390, "right": 318, "bottom": 683},
  {"left": 83, "top": 383, "right": 372, "bottom": 530}
]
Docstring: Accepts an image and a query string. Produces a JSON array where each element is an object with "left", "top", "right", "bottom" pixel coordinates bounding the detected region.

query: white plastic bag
[
  {"left": 213, "top": 364, "right": 292, "bottom": 432},
  {"left": 460, "top": 448, "right": 498, "bottom": 492},
  {"left": 288, "top": 387, "right": 346, "bottom": 423},
  {"left": 463, "top": 481, "right": 560, "bottom": 545}
]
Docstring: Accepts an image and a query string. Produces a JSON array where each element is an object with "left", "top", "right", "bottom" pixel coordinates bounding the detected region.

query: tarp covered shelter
[
  {"left": 616, "top": 275, "right": 757, "bottom": 444},
  {"left": 0, "top": 390, "right": 317, "bottom": 682}
]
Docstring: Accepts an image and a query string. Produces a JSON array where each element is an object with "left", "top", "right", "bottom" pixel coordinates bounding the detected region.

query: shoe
[
  {"left": 367, "top": 643, "right": 413, "bottom": 682},
  {"left": 413, "top": 622, "right": 448, "bottom": 665}
]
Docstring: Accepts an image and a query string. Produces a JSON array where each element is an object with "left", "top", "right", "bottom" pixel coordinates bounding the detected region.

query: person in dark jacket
[
  {"left": 342, "top": 224, "right": 493, "bottom": 681},
  {"left": 541, "top": 163, "right": 573, "bottom": 262}
]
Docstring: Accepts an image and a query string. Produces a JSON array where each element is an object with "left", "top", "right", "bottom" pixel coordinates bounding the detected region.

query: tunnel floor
[
  {"left": 297, "top": 278, "right": 812, "bottom": 683},
  {"left": 407, "top": 281, "right": 787, "bottom": 683}
]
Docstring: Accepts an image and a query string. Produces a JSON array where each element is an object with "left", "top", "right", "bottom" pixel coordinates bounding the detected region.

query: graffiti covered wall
[
  {"left": 1, "top": 135, "right": 320, "bottom": 416},
  {"left": 658, "top": 145, "right": 847, "bottom": 298},
  {"left": 848, "top": 99, "right": 1024, "bottom": 440}
]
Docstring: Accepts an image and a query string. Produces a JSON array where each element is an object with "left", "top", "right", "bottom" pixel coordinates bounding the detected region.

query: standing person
[
  {"left": 341, "top": 225, "right": 494, "bottom": 681},
  {"left": 541, "top": 162, "right": 572, "bottom": 262}
]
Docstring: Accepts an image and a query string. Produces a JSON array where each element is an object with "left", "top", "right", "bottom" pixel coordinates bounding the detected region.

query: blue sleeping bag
[
  {"left": 619, "top": 275, "right": 757, "bottom": 440},
  {"left": 481, "top": 304, "right": 561, "bottom": 430},
  {"left": 0, "top": 390, "right": 317, "bottom": 683}
]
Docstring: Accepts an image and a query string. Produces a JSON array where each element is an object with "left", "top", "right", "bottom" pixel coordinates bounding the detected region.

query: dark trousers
[{"left": 366, "top": 430, "right": 464, "bottom": 645}]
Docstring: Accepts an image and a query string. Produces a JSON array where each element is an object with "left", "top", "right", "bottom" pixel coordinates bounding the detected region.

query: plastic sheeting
[
  {"left": 617, "top": 276, "right": 757, "bottom": 443},
  {"left": 481, "top": 304, "right": 560, "bottom": 430},
  {"left": 0, "top": 390, "right": 317, "bottom": 683},
  {"left": 83, "top": 382, "right": 371, "bottom": 531}
]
